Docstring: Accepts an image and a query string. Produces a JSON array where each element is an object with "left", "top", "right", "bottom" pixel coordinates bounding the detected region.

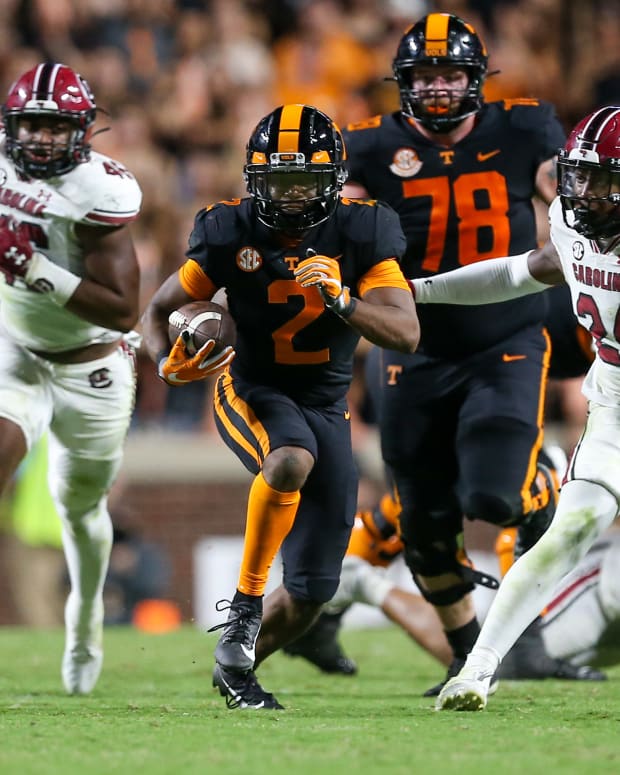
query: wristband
[
  {"left": 157, "top": 357, "right": 169, "bottom": 381},
  {"left": 25, "top": 251, "right": 82, "bottom": 305},
  {"left": 321, "top": 286, "right": 357, "bottom": 319}
]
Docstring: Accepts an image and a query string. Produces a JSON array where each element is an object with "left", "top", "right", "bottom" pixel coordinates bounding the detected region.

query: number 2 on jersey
[
  {"left": 576, "top": 292, "right": 620, "bottom": 366},
  {"left": 402, "top": 171, "right": 511, "bottom": 272}
]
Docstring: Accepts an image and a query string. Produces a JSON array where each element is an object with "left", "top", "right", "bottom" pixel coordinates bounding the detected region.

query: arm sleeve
[{"left": 411, "top": 251, "right": 551, "bottom": 305}]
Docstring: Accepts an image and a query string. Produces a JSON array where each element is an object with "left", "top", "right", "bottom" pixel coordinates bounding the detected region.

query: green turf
[{"left": 0, "top": 625, "right": 618, "bottom": 775}]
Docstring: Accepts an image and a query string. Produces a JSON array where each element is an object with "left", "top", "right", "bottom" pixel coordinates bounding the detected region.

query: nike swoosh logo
[
  {"left": 240, "top": 644, "right": 255, "bottom": 660},
  {"left": 502, "top": 353, "right": 527, "bottom": 362},
  {"left": 477, "top": 149, "right": 501, "bottom": 162}
]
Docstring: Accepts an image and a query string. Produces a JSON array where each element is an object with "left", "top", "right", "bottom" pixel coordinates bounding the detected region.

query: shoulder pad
[
  {"left": 197, "top": 199, "right": 247, "bottom": 246},
  {"left": 344, "top": 115, "right": 383, "bottom": 133},
  {"left": 66, "top": 152, "right": 142, "bottom": 226},
  {"left": 500, "top": 99, "right": 557, "bottom": 130}
]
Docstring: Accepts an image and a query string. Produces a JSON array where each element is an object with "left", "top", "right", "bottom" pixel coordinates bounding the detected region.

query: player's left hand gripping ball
[
  {"left": 294, "top": 251, "right": 356, "bottom": 318},
  {"left": 159, "top": 335, "right": 235, "bottom": 385},
  {"left": 0, "top": 216, "right": 34, "bottom": 285}
]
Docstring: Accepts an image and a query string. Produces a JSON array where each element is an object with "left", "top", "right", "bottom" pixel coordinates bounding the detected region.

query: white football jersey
[
  {"left": 0, "top": 134, "right": 142, "bottom": 352},
  {"left": 549, "top": 197, "right": 620, "bottom": 407}
]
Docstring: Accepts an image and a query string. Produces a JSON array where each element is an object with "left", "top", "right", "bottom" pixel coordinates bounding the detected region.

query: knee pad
[
  {"left": 403, "top": 538, "right": 498, "bottom": 606},
  {"left": 462, "top": 490, "right": 523, "bottom": 526}
]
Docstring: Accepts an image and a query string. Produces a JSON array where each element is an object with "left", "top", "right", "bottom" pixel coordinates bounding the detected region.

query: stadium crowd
[{"left": 0, "top": 0, "right": 616, "bottom": 434}]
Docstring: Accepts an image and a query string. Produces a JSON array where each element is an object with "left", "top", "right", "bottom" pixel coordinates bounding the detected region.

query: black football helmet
[
  {"left": 244, "top": 104, "right": 347, "bottom": 232},
  {"left": 557, "top": 105, "right": 620, "bottom": 239},
  {"left": 2, "top": 62, "right": 97, "bottom": 179},
  {"left": 392, "top": 13, "right": 488, "bottom": 132}
]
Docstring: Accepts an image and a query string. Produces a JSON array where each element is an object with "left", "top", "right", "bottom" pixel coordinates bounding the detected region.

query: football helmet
[
  {"left": 244, "top": 104, "right": 347, "bottom": 232},
  {"left": 557, "top": 105, "right": 620, "bottom": 239},
  {"left": 392, "top": 13, "right": 488, "bottom": 132},
  {"left": 2, "top": 62, "right": 97, "bottom": 178}
]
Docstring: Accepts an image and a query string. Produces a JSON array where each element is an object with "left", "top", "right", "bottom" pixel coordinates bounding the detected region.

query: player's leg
[
  {"left": 381, "top": 350, "right": 485, "bottom": 696},
  {"left": 0, "top": 340, "right": 49, "bottom": 491},
  {"left": 281, "top": 607, "right": 358, "bottom": 675},
  {"left": 438, "top": 401, "right": 620, "bottom": 710},
  {"left": 211, "top": 374, "right": 317, "bottom": 676},
  {"left": 256, "top": 399, "right": 357, "bottom": 662},
  {"left": 496, "top": 455, "right": 606, "bottom": 681},
  {"left": 452, "top": 328, "right": 595, "bottom": 682},
  {"left": 50, "top": 345, "right": 136, "bottom": 694},
  {"left": 438, "top": 479, "right": 618, "bottom": 710},
  {"left": 533, "top": 536, "right": 611, "bottom": 669},
  {"left": 282, "top": 487, "right": 403, "bottom": 674}
]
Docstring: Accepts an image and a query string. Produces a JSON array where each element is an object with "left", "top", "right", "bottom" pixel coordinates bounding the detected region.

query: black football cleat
[
  {"left": 499, "top": 617, "right": 607, "bottom": 681},
  {"left": 208, "top": 591, "right": 262, "bottom": 672},
  {"left": 282, "top": 610, "right": 358, "bottom": 675},
  {"left": 213, "top": 664, "right": 284, "bottom": 710},
  {"left": 423, "top": 657, "right": 465, "bottom": 697}
]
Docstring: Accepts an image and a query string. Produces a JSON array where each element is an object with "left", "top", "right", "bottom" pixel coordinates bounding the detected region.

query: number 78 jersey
[
  {"left": 343, "top": 100, "right": 566, "bottom": 356},
  {"left": 549, "top": 198, "right": 620, "bottom": 407}
]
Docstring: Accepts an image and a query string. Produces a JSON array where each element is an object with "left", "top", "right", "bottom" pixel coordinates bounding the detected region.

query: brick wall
[{"left": 0, "top": 430, "right": 498, "bottom": 626}]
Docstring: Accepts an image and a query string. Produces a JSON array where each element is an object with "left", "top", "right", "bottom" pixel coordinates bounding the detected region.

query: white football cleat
[
  {"left": 62, "top": 645, "right": 103, "bottom": 695},
  {"left": 435, "top": 668, "right": 494, "bottom": 711}
]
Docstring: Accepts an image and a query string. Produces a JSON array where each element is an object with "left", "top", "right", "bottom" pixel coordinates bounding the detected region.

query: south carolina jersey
[
  {"left": 180, "top": 197, "right": 407, "bottom": 405},
  {"left": 544, "top": 283, "right": 594, "bottom": 380},
  {"left": 343, "top": 100, "right": 566, "bottom": 357},
  {"left": 0, "top": 135, "right": 142, "bottom": 352},
  {"left": 549, "top": 197, "right": 620, "bottom": 407}
]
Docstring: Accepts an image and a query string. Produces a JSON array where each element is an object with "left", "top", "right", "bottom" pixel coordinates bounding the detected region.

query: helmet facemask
[
  {"left": 558, "top": 159, "right": 620, "bottom": 239},
  {"left": 244, "top": 104, "right": 348, "bottom": 233},
  {"left": 5, "top": 112, "right": 92, "bottom": 179},
  {"left": 245, "top": 153, "right": 346, "bottom": 232},
  {"left": 395, "top": 65, "right": 484, "bottom": 132}
]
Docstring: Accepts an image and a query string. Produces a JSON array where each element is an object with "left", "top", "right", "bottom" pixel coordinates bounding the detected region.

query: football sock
[
  {"left": 61, "top": 499, "right": 113, "bottom": 648},
  {"left": 446, "top": 616, "right": 480, "bottom": 660},
  {"left": 238, "top": 471, "right": 300, "bottom": 596}
]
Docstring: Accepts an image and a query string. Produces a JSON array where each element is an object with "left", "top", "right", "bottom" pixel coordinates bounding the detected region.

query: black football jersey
[
  {"left": 185, "top": 197, "right": 406, "bottom": 404},
  {"left": 343, "top": 100, "right": 566, "bottom": 357}
]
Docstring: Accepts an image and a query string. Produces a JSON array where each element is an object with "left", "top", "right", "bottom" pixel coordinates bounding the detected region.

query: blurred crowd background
[
  {"left": 0, "top": 0, "right": 618, "bottom": 626},
  {"left": 0, "top": 0, "right": 615, "bottom": 435}
]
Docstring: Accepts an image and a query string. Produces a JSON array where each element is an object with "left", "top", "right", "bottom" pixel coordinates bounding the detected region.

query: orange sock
[
  {"left": 237, "top": 471, "right": 300, "bottom": 596},
  {"left": 495, "top": 527, "right": 517, "bottom": 577}
]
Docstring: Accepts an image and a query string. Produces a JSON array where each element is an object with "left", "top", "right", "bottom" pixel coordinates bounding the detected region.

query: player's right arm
[{"left": 411, "top": 240, "right": 565, "bottom": 305}]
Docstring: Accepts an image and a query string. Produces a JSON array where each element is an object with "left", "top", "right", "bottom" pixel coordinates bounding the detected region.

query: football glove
[
  {"left": 0, "top": 215, "right": 81, "bottom": 304},
  {"left": 159, "top": 333, "right": 235, "bottom": 385},
  {"left": 294, "top": 250, "right": 356, "bottom": 318},
  {"left": 0, "top": 216, "right": 34, "bottom": 285}
]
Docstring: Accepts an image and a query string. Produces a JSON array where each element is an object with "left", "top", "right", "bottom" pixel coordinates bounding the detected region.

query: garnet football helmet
[
  {"left": 392, "top": 13, "right": 488, "bottom": 132},
  {"left": 244, "top": 104, "right": 347, "bottom": 232},
  {"left": 2, "top": 63, "right": 97, "bottom": 178},
  {"left": 557, "top": 105, "right": 620, "bottom": 239}
]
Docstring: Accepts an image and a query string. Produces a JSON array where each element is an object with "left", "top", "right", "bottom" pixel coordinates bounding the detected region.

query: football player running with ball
[
  {"left": 338, "top": 12, "right": 594, "bottom": 696},
  {"left": 408, "top": 105, "right": 620, "bottom": 710},
  {"left": 142, "top": 104, "right": 418, "bottom": 709},
  {"left": 0, "top": 63, "right": 142, "bottom": 693}
]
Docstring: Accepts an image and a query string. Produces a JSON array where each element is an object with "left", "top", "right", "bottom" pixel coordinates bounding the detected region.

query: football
[{"left": 168, "top": 300, "right": 236, "bottom": 356}]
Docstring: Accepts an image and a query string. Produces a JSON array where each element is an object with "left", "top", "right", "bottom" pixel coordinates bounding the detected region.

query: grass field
[{"left": 0, "top": 624, "right": 618, "bottom": 775}]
